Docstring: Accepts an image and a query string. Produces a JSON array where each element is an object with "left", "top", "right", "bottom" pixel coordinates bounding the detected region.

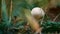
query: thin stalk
[{"left": 9, "top": 0, "right": 12, "bottom": 23}]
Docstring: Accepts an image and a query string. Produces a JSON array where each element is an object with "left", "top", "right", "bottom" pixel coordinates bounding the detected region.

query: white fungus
[{"left": 31, "top": 7, "right": 45, "bottom": 17}]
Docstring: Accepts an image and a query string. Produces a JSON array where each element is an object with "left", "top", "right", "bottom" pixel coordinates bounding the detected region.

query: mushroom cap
[{"left": 31, "top": 7, "right": 45, "bottom": 17}]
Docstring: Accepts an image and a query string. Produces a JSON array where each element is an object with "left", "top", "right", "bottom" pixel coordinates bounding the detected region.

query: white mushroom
[{"left": 31, "top": 7, "right": 45, "bottom": 18}]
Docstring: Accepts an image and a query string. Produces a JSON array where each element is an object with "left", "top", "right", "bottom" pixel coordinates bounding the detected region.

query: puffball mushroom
[{"left": 31, "top": 7, "right": 45, "bottom": 20}]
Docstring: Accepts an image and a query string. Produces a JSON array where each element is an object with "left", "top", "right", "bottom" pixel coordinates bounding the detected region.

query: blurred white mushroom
[
  {"left": 31, "top": 7, "right": 45, "bottom": 34},
  {"left": 31, "top": 7, "right": 45, "bottom": 17}
]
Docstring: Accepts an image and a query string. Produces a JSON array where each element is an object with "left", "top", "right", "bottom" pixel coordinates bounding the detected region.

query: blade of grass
[{"left": 9, "top": 0, "right": 12, "bottom": 23}]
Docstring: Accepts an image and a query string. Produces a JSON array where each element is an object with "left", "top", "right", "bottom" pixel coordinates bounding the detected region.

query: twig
[{"left": 53, "top": 13, "right": 60, "bottom": 22}]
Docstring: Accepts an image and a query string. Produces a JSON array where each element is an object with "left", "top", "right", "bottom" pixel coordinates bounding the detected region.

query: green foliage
[
  {"left": 33, "top": 0, "right": 49, "bottom": 7},
  {"left": 41, "top": 21, "right": 60, "bottom": 32}
]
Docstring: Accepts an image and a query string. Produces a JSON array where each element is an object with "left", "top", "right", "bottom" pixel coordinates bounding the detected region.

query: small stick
[{"left": 53, "top": 13, "right": 60, "bottom": 22}]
